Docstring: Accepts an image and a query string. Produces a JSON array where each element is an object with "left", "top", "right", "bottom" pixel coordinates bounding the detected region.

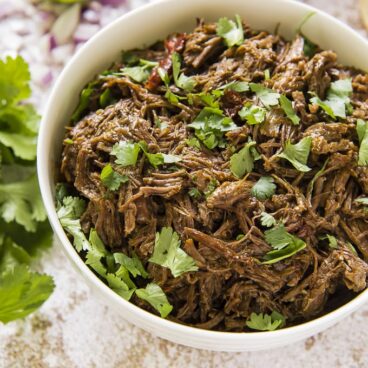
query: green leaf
[
  {"left": 204, "top": 178, "right": 219, "bottom": 197},
  {"left": 121, "top": 59, "right": 158, "bottom": 84},
  {"left": 260, "top": 212, "right": 276, "bottom": 228},
  {"left": 216, "top": 15, "right": 244, "bottom": 47},
  {"left": 111, "top": 141, "right": 141, "bottom": 167},
  {"left": 114, "top": 252, "right": 148, "bottom": 278},
  {"left": 71, "top": 82, "right": 96, "bottom": 123},
  {"left": 219, "top": 81, "right": 249, "bottom": 92},
  {"left": 249, "top": 83, "right": 280, "bottom": 107},
  {"left": 264, "top": 224, "right": 295, "bottom": 250},
  {"left": 188, "top": 107, "right": 237, "bottom": 149},
  {"left": 355, "top": 197, "right": 368, "bottom": 205},
  {"left": 263, "top": 224, "right": 306, "bottom": 264},
  {"left": 172, "top": 52, "right": 196, "bottom": 92},
  {"left": 105, "top": 273, "right": 135, "bottom": 301},
  {"left": 251, "top": 176, "right": 276, "bottom": 200},
  {"left": 279, "top": 95, "right": 300, "bottom": 125},
  {"left": 356, "top": 119, "right": 368, "bottom": 166},
  {"left": 149, "top": 227, "right": 198, "bottom": 278},
  {"left": 277, "top": 137, "right": 312, "bottom": 172},
  {"left": 99, "top": 89, "right": 114, "bottom": 108},
  {"left": 238, "top": 104, "right": 266, "bottom": 125},
  {"left": 135, "top": 283, "right": 173, "bottom": 318},
  {"left": 230, "top": 140, "right": 258, "bottom": 178},
  {"left": 100, "top": 164, "right": 128, "bottom": 191},
  {"left": 85, "top": 229, "right": 109, "bottom": 277},
  {"left": 0, "top": 175, "right": 47, "bottom": 232},
  {"left": 0, "top": 56, "right": 31, "bottom": 106},
  {"left": 346, "top": 241, "right": 358, "bottom": 256},
  {"left": 310, "top": 79, "right": 352, "bottom": 119},
  {"left": 186, "top": 137, "right": 201, "bottom": 149},
  {"left": 188, "top": 187, "right": 202, "bottom": 199},
  {"left": 0, "top": 264, "right": 54, "bottom": 323},
  {"left": 57, "top": 196, "right": 89, "bottom": 252},
  {"left": 324, "top": 234, "right": 338, "bottom": 249},
  {"left": 246, "top": 311, "right": 284, "bottom": 331}
]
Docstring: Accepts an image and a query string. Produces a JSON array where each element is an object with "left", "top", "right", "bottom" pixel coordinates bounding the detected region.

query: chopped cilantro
[
  {"left": 230, "top": 140, "right": 259, "bottom": 178},
  {"left": 100, "top": 164, "right": 128, "bottom": 191},
  {"left": 219, "top": 81, "right": 249, "bottom": 92},
  {"left": 251, "top": 176, "right": 276, "bottom": 200},
  {"left": 121, "top": 59, "right": 158, "bottom": 83},
  {"left": 310, "top": 79, "right": 352, "bottom": 119},
  {"left": 114, "top": 252, "right": 148, "bottom": 278},
  {"left": 356, "top": 119, "right": 368, "bottom": 166},
  {"left": 111, "top": 141, "right": 141, "bottom": 167},
  {"left": 216, "top": 15, "right": 244, "bottom": 47},
  {"left": 279, "top": 95, "right": 300, "bottom": 125},
  {"left": 236, "top": 234, "right": 245, "bottom": 240},
  {"left": 188, "top": 107, "right": 238, "bottom": 149},
  {"left": 263, "top": 224, "right": 306, "bottom": 264},
  {"left": 149, "top": 227, "right": 198, "bottom": 277},
  {"left": 260, "top": 212, "right": 277, "bottom": 228},
  {"left": 204, "top": 178, "right": 219, "bottom": 197},
  {"left": 172, "top": 52, "right": 196, "bottom": 92},
  {"left": 135, "top": 283, "right": 173, "bottom": 318},
  {"left": 249, "top": 83, "right": 280, "bottom": 107},
  {"left": 246, "top": 311, "right": 285, "bottom": 331},
  {"left": 105, "top": 273, "right": 135, "bottom": 300},
  {"left": 188, "top": 187, "right": 202, "bottom": 199},
  {"left": 277, "top": 137, "right": 312, "bottom": 172},
  {"left": 186, "top": 137, "right": 201, "bottom": 149},
  {"left": 238, "top": 103, "right": 266, "bottom": 125}
]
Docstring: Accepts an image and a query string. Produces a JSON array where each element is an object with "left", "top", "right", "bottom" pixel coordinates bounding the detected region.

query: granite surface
[{"left": 0, "top": 1, "right": 368, "bottom": 367}]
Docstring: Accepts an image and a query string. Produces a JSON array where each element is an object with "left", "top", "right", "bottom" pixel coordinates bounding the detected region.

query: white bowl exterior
[{"left": 38, "top": 0, "right": 368, "bottom": 351}]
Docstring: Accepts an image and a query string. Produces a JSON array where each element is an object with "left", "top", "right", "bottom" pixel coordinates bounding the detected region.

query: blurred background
[{"left": 0, "top": 0, "right": 367, "bottom": 367}]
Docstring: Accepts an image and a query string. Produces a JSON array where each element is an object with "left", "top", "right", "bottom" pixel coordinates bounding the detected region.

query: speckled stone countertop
[{"left": 1, "top": 1, "right": 368, "bottom": 367}]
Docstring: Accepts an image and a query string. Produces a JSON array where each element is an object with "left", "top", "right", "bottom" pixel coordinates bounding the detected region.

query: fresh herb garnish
[
  {"left": 251, "top": 176, "right": 276, "bottom": 200},
  {"left": 100, "top": 164, "right": 128, "bottom": 191},
  {"left": 310, "top": 79, "right": 352, "bottom": 119},
  {"left": 238, "top": 104, "right": 266, "bottom": 125},
  {"left": 246, "top": 311, "right": 285, "bottom": 331},
  {"left": 277, "top": 137, "right": 312, "bottom": 172},
  {"left": 230, "top": 140, "right": 259, "bottom": 178},
  {"left": 149, "top": 227, "right": 198, "bottom": 277},
  {"left": 216, "top": 15, "right": 244, "bottom": 47},
  {"left": 186, "top": 137, "right": 201, "bottom": 149},
  {"left": 260, "top": 212, "right": 277, "bottom": 228},
  {"left": 172, "top": 52, "right": 196, "bottom": 92},
  {"left": 188, "top": 187, "right": 202, "bottom": 199},
  {"left": 279, "top": 95, "right": 300, "bottom": 125},
  {"left": 188, "top": 107, "right": 238, "bottom": 149},
  {"left": 263, "top": 224, "right": 306, "bottom": 264},
  {"left": 111, "top": 141, "right": 141, "bottom": 167},
  {"left": 121, "top": 59, "right": 158, "bottom": 83},
  {"left": 356, "top": 119, "right": 368, "bottom": 166},
  {"left": 218, "top": 81, "right": 249, "bottom": 92},
  {"left": 136, "top": 283, "right": 173, "bottom": 318},
  {"left": 249, "top": 83, "right": 280, "bottom": 107}
]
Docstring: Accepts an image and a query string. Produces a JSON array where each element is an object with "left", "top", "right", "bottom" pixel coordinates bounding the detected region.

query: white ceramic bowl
[{"left": 38, "top": 0, "right": 368, "bottom": 351}]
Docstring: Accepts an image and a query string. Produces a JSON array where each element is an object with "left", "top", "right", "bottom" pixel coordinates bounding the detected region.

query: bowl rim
[{"left": 37, "top": 0, "right": 368, "bottom": 345}]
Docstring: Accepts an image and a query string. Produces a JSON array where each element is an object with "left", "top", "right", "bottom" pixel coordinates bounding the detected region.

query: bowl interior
[{"left": 38, "top": 0, "right": 368, "bottom": 351}]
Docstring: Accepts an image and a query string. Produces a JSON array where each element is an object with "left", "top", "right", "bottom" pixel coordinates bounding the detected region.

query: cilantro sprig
[
  {"left": 277, "top": 137, "right": 312, "bottom": 172},
  {"left": 246, "top": 311, "right": 285, "bottom": 331},
  {"left": 251, "top": 176, "right": 276, "bottom": 200},
  {"left": 216, "top": 15, "right": 244, "bottom": 47},
  {"left": 356, "top": 119, "right": 368, "bottom": 166},
  {"left": 230, "top": 140, "right": 260, "bottom": 178}
]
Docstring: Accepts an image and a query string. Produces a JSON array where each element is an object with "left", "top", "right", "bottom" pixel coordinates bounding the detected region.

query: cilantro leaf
[
  {"left": 251, "top": 176, "right": 276, "bottom": 200},
  {"left": 279, "top": 95, "right": 300, "bottom": 125},
  {"left": 260, "top": 212, "right": 276, "bottom": 228},
  {"left": 100, "top": 164, "right": 128, "bottom": 191},
  {"left": 138, "top": 141, "right": 181, "bottom": 168},
  {"left": 250, "top": 83, "right": 280, "bottom": 107},
  {"left": 188, "top": 107, "right": 237, "bottom": 149},
  {"left": 310, "top": 79, "right": 352, "bottom": 119},
  {"left": 238, "top": 104, "right": 266, "bottom": 125},
  {"left": 0, "top": 175, "right": 47, "bottom": 232},
  {"left": 219, "top": 81, "right": 249, "bottom": 92},
  {"left": 105, "top": 273, "right": 135, "bottom": 301},
  {"left": 0, "top": 264, "right": 54, "bottom": 323},
  {"left": 0, "top": 56, "right": 31, "bottom": 105},
  {"left": 356, "top": 119, "right": 368, "bottom": 166},
  {"left": 57, "top": 196, "right": 89, "bottom": 252},
  {"left": 230, "top": 140, "right": 259, "bottom": 178},
  {"left": 111, "top": 141, "right": 141, "bottom": 167},
  {"left": 216, "top": 15, "right": 244, "bottom": 47},
  {"left": 355, "top": 197, "right": 368, "bottom": 205},
  {"left": 172, "top": 52, "right": 196, "bottom": 92},
  {"left": 114, "top": 252, "right": 148, "bottom": 278},
  {"left": 135, "top": 283, "right": 173, "bottom": 318},
  {"left": 71, "top": 82, "right": 97, "bottom": 123},
  {"left": 246, "top": 311, "right": 285, "bottom": 331},
  {"left": 121, "top": 59, "right": 158, "bottom": 83},
  {"left": 188, "top": 187, "right": 202, "bottom": 199},
  {"left": 204, "top": 178, "right": 219, "bottom": 197},
  {"left": 277, "top": 137, "right": 312, "bottom": 172},
  {"left": 263, "top": 224, "right": 306, "bottom": 264},
  {"left": 186, "top": 137, "right": 201, "bottom": 149},
  {"left": 149, "top": 227, "right": 198, "bottom": 277},
  {"left": 325, "top": 234, "right": 338, "bottom": 249}
]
